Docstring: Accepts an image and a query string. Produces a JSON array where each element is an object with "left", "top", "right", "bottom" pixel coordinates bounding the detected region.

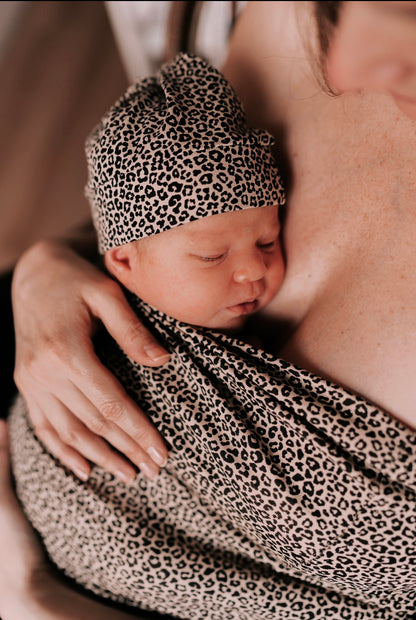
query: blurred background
[
  {"left": 0, "top": 0, "right": 243, "bottom": 273},
  {"left": 0, "top": 0, "right": 245, "bottom": 415},
  {"left": 0, "top": 0, "right": 126, "bottom": 275}
]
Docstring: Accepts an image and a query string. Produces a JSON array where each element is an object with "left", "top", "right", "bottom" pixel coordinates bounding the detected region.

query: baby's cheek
[{"left": 268, "top": 258, "right": 285, "bottom": 296}]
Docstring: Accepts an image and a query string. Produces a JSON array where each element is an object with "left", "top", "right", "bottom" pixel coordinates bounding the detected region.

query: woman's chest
[{"left": 269, "top": 94, "right": 416, "bottom": 426}]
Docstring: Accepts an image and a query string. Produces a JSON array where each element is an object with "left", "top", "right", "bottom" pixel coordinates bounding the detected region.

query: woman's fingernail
[
  {"left": 139, "top": 461, "right": 159, "bottom": 480},
  {"left": 74, "top": 468, "right": 89, "bottom": 481},
  {"left": 144, "top": 343, "right": 170, "bottom": 362},
  {"left": 147, "top": 446, "right": 168, "bottom": 467},
  {"left": 115, "top": 469, "right": 135, "bottom": 484}
]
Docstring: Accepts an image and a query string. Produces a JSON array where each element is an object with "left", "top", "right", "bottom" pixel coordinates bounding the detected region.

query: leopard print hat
[{"left": 85, "top": 53, "right": 286, "bottom": 253}]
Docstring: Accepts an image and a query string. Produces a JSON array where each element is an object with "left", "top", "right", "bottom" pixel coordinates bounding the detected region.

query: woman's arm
[
  {"left": 12, "top": 238, "right": 170, "bottom": 482},
  {"left": 0, "top": 420, "right": 147, "bottom": 620}
]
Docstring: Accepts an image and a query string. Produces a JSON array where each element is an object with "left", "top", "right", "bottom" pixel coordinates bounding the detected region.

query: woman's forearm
[{"left": 19, "top": 573, "right": 144, "bottom": 620}]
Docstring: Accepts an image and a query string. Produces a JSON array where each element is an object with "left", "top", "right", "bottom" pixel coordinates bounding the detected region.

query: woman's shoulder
[{"left": 222, "top": 1, "right": 318, "bottom": 131}]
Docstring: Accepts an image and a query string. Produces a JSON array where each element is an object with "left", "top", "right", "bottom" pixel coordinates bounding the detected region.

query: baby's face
[{"left": 125, "top": 205, "right": 284, "bottom": 330}]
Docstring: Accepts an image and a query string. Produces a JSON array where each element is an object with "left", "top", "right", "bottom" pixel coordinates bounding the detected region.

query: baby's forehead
[{"left": 154, "top": 205, "right": 280, "bottom": 245}]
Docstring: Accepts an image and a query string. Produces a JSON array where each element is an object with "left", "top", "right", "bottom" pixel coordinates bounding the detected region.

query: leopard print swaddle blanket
[{"left": 9, "top": 297, "right": 416, "bottom": 620}]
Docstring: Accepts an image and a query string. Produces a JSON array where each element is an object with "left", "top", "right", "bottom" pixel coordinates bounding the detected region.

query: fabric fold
[{"left": 9, "top": 296, "right": 416, "bottom": 620}]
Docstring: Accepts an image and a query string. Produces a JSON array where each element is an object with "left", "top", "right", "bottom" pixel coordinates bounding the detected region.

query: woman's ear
[{"left": 104, "top": 245, "right": 138, "bottom": 291}]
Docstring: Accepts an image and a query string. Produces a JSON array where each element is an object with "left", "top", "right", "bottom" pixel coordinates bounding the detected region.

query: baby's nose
[{"left": 233, "top": 253, "right": 267, "bottom": 283}]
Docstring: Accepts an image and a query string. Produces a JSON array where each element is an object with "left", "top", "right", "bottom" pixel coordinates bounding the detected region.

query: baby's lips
[{"left": 227, "top": 300, "right": 259, "bottom": 315}]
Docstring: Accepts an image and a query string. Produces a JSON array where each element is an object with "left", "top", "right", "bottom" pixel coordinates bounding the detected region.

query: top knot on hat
[{"left": 85, "top": 53, "right": 285, "bottom": 253}]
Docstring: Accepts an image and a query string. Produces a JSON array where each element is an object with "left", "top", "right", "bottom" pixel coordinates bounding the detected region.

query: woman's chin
[{"left": 390, "top": 93, "right": 416, "bottom": 120}]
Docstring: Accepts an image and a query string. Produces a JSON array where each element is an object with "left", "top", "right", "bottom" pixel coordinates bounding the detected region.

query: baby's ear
[{"left": 104, "top": 245, "right": 137, "bottom": 290}]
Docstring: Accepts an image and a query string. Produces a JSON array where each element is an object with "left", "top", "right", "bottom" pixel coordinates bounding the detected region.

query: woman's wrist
[
  {"left": 12, "top": 230, "right": 99, "bottom": 296},
  {"left": 13, "top": 239, "right": 78, "bottom": 298}
]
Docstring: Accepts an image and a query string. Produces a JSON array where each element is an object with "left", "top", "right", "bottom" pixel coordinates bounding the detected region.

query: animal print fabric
[
  {"left": 9, "top": 295, "right": 416, "bottom": 620},
  {"left": 85, "top": 53, "right": 285, "bottom": 254}
]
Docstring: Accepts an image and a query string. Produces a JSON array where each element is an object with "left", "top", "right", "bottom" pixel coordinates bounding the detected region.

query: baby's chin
[
  {"left": 205, "top": 314, "right": 249, "bottom": 334},
  {"left": 177, "top": 307, "right": 253, "bottom": 332}
]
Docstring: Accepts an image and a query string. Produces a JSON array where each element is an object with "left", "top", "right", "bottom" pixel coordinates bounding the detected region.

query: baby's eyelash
[
  {"left": 258, "top": 240, "right": 276, "bottom": 250},
  {"left": 198, "top": 254, "right": 225, "bottom": 262}
]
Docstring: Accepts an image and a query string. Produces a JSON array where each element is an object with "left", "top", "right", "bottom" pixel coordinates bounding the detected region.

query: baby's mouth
[{"left": 227, "top": 299, "right": 259, "bottom": 315}]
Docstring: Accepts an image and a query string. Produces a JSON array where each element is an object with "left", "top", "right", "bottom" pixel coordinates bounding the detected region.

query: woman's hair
[
  {"left": 314, "top": 1, "right": 342, "bottom": 55},
  {"left": 313, "top": 1, "right": 343, "bottom": 93}
]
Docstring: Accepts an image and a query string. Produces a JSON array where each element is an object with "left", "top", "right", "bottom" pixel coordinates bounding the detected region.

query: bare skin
[
  {"left": 326, "top": 1, "right": 416, "bottom": 119},
  {"left": 12, "top": 2, "right": 414, "bottom": 479},
  {"left": 12, "top": 240, "right": 170, "bottom": 482},
  {"left": 6, "top": 1, "right": 416, "bottom": 614},
  {"left": 222, "top": 0, "right": 416, "bottom": 430}
]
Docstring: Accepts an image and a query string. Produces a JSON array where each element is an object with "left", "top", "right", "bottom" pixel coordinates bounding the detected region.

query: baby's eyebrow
[
  {"left": 188, "top": 241, "right": 226, "bottom": 253},
  {"left": 182, "top": 228, "right": 222, "bottom": 246}
]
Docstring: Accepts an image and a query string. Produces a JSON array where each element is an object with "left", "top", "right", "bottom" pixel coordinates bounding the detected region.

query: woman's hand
[{"left": 12, "top": 240, "right": 170, "bottom": 482}]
